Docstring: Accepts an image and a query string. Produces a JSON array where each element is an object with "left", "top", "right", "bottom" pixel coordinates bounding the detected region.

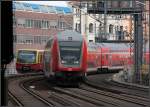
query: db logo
[{"left": 68, "top": 68, "right": 72, "bottom": 71}]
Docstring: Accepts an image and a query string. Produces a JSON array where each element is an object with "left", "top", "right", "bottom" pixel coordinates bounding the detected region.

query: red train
[
  {"left": 43, "top": 30, "right": 87, "bottom": 83},
  {"left": 87, "top": 43, "right": 134, "bottom": 73},
  {"left": 43, "top": 30, "right": 149, "bottom": 85},
  {"left": 16, "top": 30, "right": 149, "bottom": 86},
  {"left": 16, "top": 49, "right": 44, "bottom": 72}
]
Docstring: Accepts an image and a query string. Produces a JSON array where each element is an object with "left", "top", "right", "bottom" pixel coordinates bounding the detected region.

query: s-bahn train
[
  {"left": 43, "top": 30, "right": 87, "bottom": 82},
  {"left": 16, "top": 49, "right": 44, "bottom": 72}
]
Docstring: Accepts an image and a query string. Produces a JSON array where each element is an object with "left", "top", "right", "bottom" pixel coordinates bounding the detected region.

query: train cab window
[
  {"left": 17, "top": 50, "right": 36, "bottom": 63},
  {"left": 59, "top": 41, "right": 82, "bottom": 66}
]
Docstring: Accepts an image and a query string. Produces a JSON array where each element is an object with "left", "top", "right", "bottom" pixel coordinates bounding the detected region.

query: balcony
[{"left": 95, "top": 32, "right": 134, "bottom": 43}]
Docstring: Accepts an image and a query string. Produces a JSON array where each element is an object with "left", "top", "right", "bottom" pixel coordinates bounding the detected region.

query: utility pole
[
  {"left": 104, "top": 0, "right": 107, "bottom": 40},
  {"left": 79, "top": 1, "right": 82, "bottom": 34},
  {"left": 133, "top": 13, "right": 143, "bottom": 84}
]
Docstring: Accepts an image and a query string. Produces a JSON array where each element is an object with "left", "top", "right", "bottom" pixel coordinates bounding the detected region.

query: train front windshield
[
  {"left": 17, "top": 50, "right": 36, "bottom": 63},
  {"left": 59, "top": 41, "right": 82, "bottom": 66}
]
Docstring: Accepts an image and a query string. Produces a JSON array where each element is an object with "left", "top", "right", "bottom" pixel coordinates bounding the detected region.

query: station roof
[{"left": 13, "top": 2, "right": 73, "bottom": 14}]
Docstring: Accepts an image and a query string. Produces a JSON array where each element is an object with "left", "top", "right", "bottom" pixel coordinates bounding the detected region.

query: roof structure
[
  {"left": 13, "top": 2, "right": 73, "bottom": 14},
  {"left": 57, "top": 30, "right": 83, "bottom": 41}
]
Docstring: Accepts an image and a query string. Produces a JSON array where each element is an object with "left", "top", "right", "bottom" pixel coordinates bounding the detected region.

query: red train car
[
  {"left": 144, "top": 43, "right": 150, "bottom": 65},
  {"left": 43, "top": 30, "right": 87, "bottom": 83},
  {"left": 16, "top": 49, "right": 44, "bottom": 73},
  {"left": 87, "top": 43, "right": 133, "bottom": 73},
  {"left": 43, "top": 30, "right": 149, "bottom": 85},
  {"left": 106, "top": 43, "right": 133, "bottom": 71},
  {"left": 87, "top": 43, "right": 110, "bottom": 72},
  {"left": 144, "top": 52, "right": 150, "bottom": 64}
]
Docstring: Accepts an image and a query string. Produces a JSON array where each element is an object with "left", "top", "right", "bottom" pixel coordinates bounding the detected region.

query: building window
[
  {"left": 109, "top": 24, "right": 113, "bottom": 33},
  {"left": 49, "top": 20, "right": 57, "bottom": 28},
  {"left": 38, "top": 20, "right": 42, "bottom": 28},
  {"left": 75, "top": 23, "right": 78, "bottom": 31},
  {"left": 17, "top": 35, "right": 26, "bottom": 44},
  {"left": 76, "top": 8, "right": 80, "bottom": 17},
  {"left": 120, "top": 26, "right": 123, "bottom": 31},
  {"left": 77, "top": 23, "right": 80, "bottom": 32},
  {"left": 34, "top": 36, "right": 41, "bottom": 44},
  {"left": 17, "top": 18, "right": 25, "bottom": 27},
  {"left": 89, "top": 23, "right": 93, "bottom": 33},
  {"left": 41, "top": 20, "right": 49, "bottom": 29},
  {"left": 25, "top": 19, "right": 33, "bottom": 28},
  {"left": 26, "top": 40, "right": 33, "bottom": 44},
  {"left": 16, "top": 35, "right": 35, "bottom": 44},
  {"left": 33, "top": 20, "right": 42, "bottom": 29},
  {"left": 59, "top": 21, "right": 65, "bottom": 29},
  {"left": 89, "top": 40, "right": 93, "bottom": 42},
  {"left": 99, "top": 23, "right": 103, "bottom": 31}
]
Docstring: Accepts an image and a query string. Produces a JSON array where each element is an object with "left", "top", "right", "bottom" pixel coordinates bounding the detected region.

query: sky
[{"left": 17, "top": 1, "right": 68, "bottom": 7}]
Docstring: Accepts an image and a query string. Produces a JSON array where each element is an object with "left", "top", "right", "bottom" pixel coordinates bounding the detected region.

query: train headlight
[
  {"left": 61, "top": 60, "right": 67, "bottom": 64},
  {"left": 74, "top": 61, "right": 79, "bottom": 64}
]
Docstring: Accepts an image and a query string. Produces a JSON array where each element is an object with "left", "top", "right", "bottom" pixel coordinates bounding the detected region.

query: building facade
[
  {"left": 68, "top": 1, "right": 136, "bottom": 43},
  {"left": 13, "top": 2, "right": 73, "bottom": 54}
]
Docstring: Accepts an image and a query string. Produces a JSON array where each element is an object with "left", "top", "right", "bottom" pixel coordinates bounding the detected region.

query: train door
[
  {"left": 38, "top": 51, "right": 43, "bottom": 71},
  {"left": 44, "top": 50, "right": 50, "bottom": 77}
]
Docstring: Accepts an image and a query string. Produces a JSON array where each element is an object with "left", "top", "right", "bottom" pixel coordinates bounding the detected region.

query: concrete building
[
  {"left": 13, "top": 2, "right": 73, "bottom": 54},
  {"left": 68, "top": 1, "right": 135, "bottom": 43},
  {"left": 144, "top": 1, "right": 149, "bottom": 41}
]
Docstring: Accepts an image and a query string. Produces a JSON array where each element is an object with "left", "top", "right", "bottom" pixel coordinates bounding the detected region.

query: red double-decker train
[
  {"left": 87, "top": 43, "right": 134, "bottom": 73},
  {"left": 43, "top": 30, "right": 87, "bottom": 83},
  {"left": 42, "top": 30, "right": 149, "bottom": 85}
]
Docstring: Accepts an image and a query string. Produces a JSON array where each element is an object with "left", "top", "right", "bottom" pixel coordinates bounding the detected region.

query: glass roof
[
  {"left": 47, "top": 6, "right": 56, "bottom": 13},
  {"left": 39, "top": 5, "right": 49, "bottom": 13},
  {"left": 22, "top": 3, "right": 32, "bottom": 11},
  {"left": 14, "top": 2, "right": 24, "bottom": 10},
  {"left": 63, "top": 7, "right": 72, "bottom": 13},
  {"left": 55, "top": 6, "right": 64, "bottom": 14},
  {"left": 31, "top": 4, "right": 40, "bottom": 12},
  {"left": 13, "top": 2, "right": 72, "bottom": 14}
]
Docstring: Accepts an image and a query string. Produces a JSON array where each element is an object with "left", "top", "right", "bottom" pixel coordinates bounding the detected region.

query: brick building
[{"left": 13, "top": 2, "right": 73, "bottom": 55}]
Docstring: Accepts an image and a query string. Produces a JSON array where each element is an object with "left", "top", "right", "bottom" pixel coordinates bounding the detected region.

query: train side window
[
  {"left": 102, "top": 54, "right": 105, "bottom": 59},
  {"left": 106, "top": 54, "right": 108, "bottom": 60},
  {"left": 44, "top": 51, "right": 50, "bottom": 63},
  {"left": 46, "top": 39, "right": 53, "bottom": 48}
]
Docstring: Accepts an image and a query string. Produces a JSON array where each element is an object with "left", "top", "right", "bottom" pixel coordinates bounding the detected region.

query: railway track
[
  {"left": 85, "top": 73, "right": 149, "bottom": 99},
  {"left": 8, "top": 72, "right": 149, "bottom": 107},
  {"left": 80, "top": 84, "right": 149, "bottom": 106},
  {"left": 49, "top": 86, "right": 147, "bottom": 107},
  {"left": 9, "top": 73, "right": 95, "bottom": 107},
  {"left": 8, "top": 73, "right": 54, "bottom": 107},
  {"left": 8, "top": 90, "right": 24, "bottom": 106},
  {"left": 22, "top": 77, "right": 83, "bottom": 107}
]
